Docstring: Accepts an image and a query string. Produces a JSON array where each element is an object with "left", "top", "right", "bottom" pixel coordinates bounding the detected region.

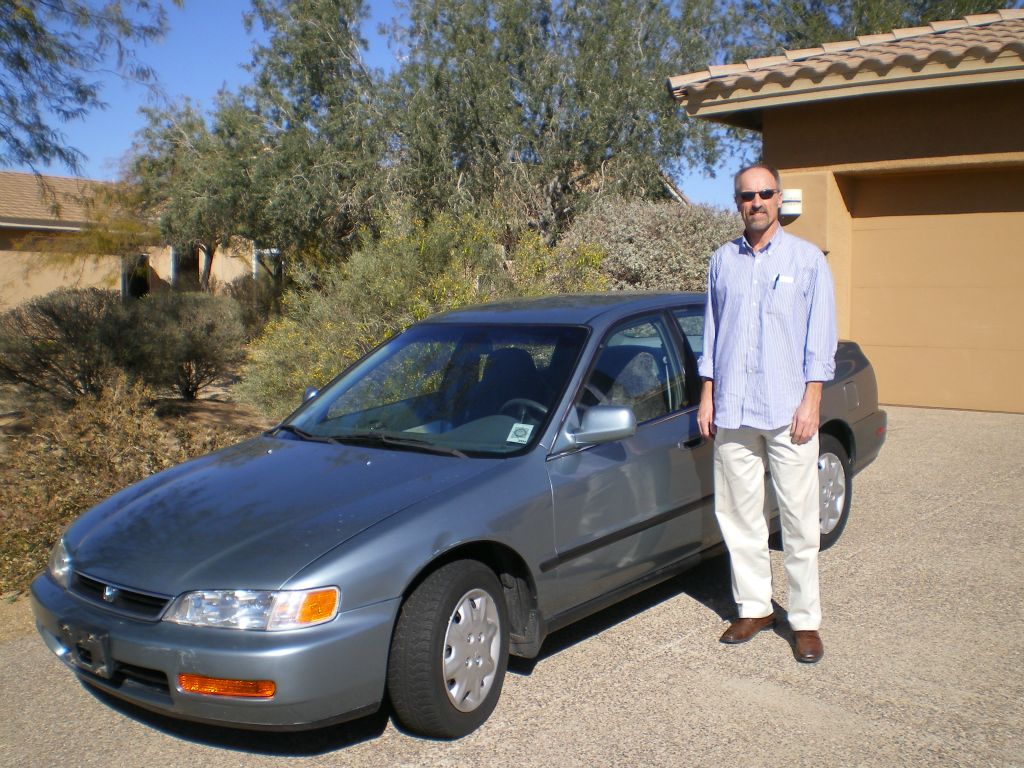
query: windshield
[{"left": 285, "top": 323, "right": 588, "bottom": 456}]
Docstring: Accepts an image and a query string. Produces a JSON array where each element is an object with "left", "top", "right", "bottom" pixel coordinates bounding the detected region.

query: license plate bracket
[{"left": 58, "top": 622, "right": 113, "bottom": 679}]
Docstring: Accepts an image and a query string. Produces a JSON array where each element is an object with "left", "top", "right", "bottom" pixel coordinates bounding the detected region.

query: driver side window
[{"left": 579, "top": 315, "right": 686, "bottom": 424}]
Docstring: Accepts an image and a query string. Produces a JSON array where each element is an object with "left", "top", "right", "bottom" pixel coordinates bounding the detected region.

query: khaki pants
[{"left": 714, "top": 426, "right": 821, "bottom": 631}]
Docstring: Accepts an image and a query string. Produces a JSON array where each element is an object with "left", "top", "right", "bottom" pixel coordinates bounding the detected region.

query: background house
[
  {"left": 0, "top": 170, "right": 253, "bottom": 311},
  {"left": 669, "top": 9, "right": 1024, "bottom": 413},
  {"left": 0, "top": 171, "right": 123, "bottom": 310}
]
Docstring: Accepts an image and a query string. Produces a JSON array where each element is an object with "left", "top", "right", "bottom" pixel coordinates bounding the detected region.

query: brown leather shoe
[
  {"left": 793, "top": 630, "right": 824, "bottom": 663},
  {"left": 719, "top": 614, "right": 775, "bottom": 644}
]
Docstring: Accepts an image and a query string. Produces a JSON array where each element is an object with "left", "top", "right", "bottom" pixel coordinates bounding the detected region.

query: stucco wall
[
  {"left": 0, "top": 240, "right": 254, "bottom": 311},
  {"left": 763, "top": 82, "right": 1024, "bottom": 168},
  {"left": 0, "top": 249, "right": 122, "bottom": 311}
]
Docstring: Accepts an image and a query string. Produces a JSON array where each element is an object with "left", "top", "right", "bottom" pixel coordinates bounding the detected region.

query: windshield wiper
[
  {"left": 333, "top": 432, "right": 467, "bottom": 458},
  {"left": 270, "top": 424, "right": 338, "bottom": 443}
]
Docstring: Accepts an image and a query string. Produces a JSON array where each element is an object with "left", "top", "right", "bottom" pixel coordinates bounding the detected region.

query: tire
[
  {"left": 387, "top": 560, "right": 509, "bottom": 739},
  {"left": 818, "top": 433, "right": 852, "bottom": 550}
]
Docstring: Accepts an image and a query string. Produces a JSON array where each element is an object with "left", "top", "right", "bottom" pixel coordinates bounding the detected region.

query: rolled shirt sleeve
[
  {"left": 697, "top": 253, "right": 719, "bottom": 380},
  {"left": 803, "top": 253, "right": 838, "bottom": 383}
]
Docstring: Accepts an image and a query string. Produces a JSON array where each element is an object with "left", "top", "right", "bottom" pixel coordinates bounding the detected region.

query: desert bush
[
  {"left": 0, "top": 288, "right": 123, "bottom": 403},
  {"left": 559, "top": 197, "right": 740, "bottom": 292},
  {"left": 118, "top": 292, "right": 247, "bottom": 400},
  {"left": 237, "top": 212, "right": 607, "bottom": 419},
  {"left": 0, "top": 376, "right": 258, "bottom": 595},
  {"left": 224, "top": 274, "right": 284, "bottom": 340}
]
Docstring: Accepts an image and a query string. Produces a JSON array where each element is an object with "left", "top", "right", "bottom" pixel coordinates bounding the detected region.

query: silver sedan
[{"left": 31, "top": 293, "right": 886, "bottom": 738}]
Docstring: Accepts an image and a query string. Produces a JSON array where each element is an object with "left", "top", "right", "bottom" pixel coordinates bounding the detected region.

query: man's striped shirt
[{"left": 698, "top": 227, "right": 838, "bottom": 431}]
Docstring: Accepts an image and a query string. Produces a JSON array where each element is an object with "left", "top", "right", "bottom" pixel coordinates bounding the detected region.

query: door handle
[{"left": 679, "top": 436, "right": 704, "bottom": 449}]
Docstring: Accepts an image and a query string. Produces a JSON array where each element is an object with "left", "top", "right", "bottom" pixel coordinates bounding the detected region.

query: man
[{"left": 697, "top": 164, "right": 837, "bottom": 663}]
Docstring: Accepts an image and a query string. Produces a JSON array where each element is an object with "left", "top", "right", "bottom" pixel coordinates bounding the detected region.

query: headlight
[
  {"left": 163, "top": 587, "right": 340, "bottom": 631},
  {"left": 47, "top": 538, "right": 72, "bottom": 589}
]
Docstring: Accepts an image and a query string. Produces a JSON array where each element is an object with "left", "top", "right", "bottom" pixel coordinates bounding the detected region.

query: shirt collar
[{"left": 741, "top": 225, "right": 784, "bottom": 256}]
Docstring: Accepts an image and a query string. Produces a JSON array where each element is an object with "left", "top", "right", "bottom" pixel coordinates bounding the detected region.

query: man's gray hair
[{"left": 733, "top": 163, "right": 782, "bottom": 193}]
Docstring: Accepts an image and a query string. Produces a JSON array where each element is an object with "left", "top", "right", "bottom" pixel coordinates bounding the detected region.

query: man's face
[{"left": 735, "top": 168, "right": 780, "bottom": 237}]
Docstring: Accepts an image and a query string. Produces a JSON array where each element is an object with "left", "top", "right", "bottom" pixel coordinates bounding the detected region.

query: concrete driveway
[{"left": 1, "top": 405, "right": 1021, "bottom": 767}]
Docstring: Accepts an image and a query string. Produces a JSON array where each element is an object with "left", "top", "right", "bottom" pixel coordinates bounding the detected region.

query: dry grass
[{"left": 0, "top": 376, "right": 264, "bottom": 596}]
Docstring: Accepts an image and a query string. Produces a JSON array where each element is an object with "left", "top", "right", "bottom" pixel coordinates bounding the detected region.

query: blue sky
[{"left": 14, "top": 1, "right": 735, "bottom": 209}]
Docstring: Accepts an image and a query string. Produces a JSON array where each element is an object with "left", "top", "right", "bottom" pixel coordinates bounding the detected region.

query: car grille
[{"left": 70, "top": 572, "right": 172, "bottom": 620}]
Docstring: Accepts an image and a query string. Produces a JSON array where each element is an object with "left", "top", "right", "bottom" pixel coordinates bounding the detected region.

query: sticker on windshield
[{"left": 507, "top": 423, "right": 534, "bottom": 445}]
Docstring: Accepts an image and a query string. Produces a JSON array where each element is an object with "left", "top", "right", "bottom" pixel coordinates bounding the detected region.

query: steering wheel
[{"left": 499, "top": 398, "right": 549, "bottom": 422}]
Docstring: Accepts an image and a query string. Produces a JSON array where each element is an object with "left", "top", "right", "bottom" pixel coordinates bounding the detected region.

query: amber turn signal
[
  {"left": 178, "top": 673, "right": 276, "bottom": 698},
  {"left": 297, "top": 588, "right": 339, "bottom": 624}
]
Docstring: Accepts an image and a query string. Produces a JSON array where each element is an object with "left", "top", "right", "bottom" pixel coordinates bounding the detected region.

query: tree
[
  {"left": 0, "top": 0, "right": 181, "bottom": 174},
  {"left": 388, "top": 0, "right": 723, "bottom": 237},
  {"left": 128, "top": 97, "right": 261, "bottom": 289},
  {"left": 726, "top": 0, "right": 1017, "bottom": 59},
  {"left": 240, "top": 0, "right": 389, "bottom": 266}
]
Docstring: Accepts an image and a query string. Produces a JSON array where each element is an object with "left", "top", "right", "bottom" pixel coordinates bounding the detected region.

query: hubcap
[
  {"left": 818, "top": 452, "right": 847, "bottom": 535},
  {"left": 443, "top": 588, "right": 501, "bottom": 712}
]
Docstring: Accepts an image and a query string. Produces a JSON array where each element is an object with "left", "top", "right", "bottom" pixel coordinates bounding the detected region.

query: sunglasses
[{"left": 736, "top": 188, "right": 778, "bottom": 202}]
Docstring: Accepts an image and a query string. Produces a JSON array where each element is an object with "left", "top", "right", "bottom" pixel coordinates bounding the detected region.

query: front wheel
[
  {"left": 387, "top": 560, "right": 509, "bottom": 739},
  {"left": 818, "top": 434, "right": 852, "bottom": 551}
]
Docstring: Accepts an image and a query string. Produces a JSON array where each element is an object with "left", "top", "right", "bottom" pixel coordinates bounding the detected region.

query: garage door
[{"left": 849, "top": 169, "right": 1023, "bottom": 413}]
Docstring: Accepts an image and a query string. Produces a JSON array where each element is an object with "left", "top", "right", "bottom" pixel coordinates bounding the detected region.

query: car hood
[{"left": 66, "top": 436, "right": 498, "bottom": 595}]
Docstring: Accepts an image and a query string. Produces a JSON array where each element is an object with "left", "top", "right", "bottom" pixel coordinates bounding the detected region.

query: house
[
  {"left": 668, "top": 9, "right": 1024, "bottom": 413},
  {"left": 0, "top": 170, "right": 254, "bottom": 311}
]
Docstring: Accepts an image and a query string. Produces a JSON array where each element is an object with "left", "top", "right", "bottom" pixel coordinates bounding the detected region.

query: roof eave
[
  {"left": 0, "top": 219, "right": 88, "bottom": 233},
  {"left": 674, "top": 59, "right": 1024, "bottom": 131}
]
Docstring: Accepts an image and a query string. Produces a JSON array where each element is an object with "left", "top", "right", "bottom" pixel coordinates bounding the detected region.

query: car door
[
  {"left": 544, "top": 311, "right": 714, "bottom": 615},
  {"left": 671, "top": 303, "right": 722, "bottom": 550}
]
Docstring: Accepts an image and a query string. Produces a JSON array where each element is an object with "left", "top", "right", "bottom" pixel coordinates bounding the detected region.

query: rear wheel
[
  {"left": 818, "top": 434, "right": 852, "bottom": 550},
  {"left": 387, "top": 560, "right": 509, "bottom": 738}
]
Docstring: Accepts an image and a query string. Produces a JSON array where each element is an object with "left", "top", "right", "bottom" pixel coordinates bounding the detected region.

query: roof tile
[
  {"left": 707, "top": 63, "right": 749, "bottom": 76},
  {"left": 891, "top": 25, "right": 934, "bottom": 39},
  {"left": 964, "top": 12, "right": 1005, "bottom": 24},
  {"left": 785, "top": 47, "right": 826, "bottom": 60},
  {"left": 746, "top": 55, "right": 790, "bottom": 69},
  {"left": 928, "top": 19, "right": 968, "bottom": 31},
  {"left": 855, "top": 33, "right": 896, "bottom": 45},
  {"left": 669, "top": 11, "right": 1024, "bottom": 103},
  {"left": 821, "top": 39, "right": 860, "bottom": 52},
  {"left": 0, "top": 171, "right": 107, "bottom": 228}
]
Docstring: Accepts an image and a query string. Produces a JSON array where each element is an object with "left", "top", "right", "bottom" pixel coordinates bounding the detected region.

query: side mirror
[
  {"left": 558, "top": 405, "right": 636, "bottom": 451},
  {"left": 303, "top": 386, "right": 319, "bottom": 403}
]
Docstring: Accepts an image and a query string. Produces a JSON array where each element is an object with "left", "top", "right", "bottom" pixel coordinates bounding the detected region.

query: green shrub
[
  {"left": 119, "top": 292, "right": 247, "bottom": 400},
  {"left": 0, "top": 376, "right": 258, "bottom": 595},
  {"left": 224, "top": 274, "right": 284, "bottom": 340},
  {"left": 237, "top": 212, "right": 607, "bottom": 419},
  {"left": 0, "top": 288, "right": 123, "bottom": 404},
  {"left": 559, "top": 197, "right": 741, "bottom": 292}
]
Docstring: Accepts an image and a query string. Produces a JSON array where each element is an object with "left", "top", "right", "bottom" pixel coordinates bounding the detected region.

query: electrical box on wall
[{"left": 781, "top": 188, "right": 803, "bottom": 216}]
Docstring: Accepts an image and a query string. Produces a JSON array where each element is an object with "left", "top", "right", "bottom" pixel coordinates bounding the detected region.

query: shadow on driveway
[{"left": 509, "top": 552, "right": 735, "bottom": 675}]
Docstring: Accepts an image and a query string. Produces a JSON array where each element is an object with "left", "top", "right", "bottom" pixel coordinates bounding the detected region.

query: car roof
[{"left": 427, "top": 292, "right": 705, "bottom": 326}]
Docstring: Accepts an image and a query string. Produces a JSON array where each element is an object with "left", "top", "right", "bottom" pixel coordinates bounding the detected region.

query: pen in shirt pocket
[{"left": 773, "top": 274, "right": 794, "bottom": 288}]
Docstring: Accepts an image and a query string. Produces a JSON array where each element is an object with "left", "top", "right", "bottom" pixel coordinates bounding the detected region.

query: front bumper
[{"left": 30, "top": 573, "right": 400, "bottom": 730}]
